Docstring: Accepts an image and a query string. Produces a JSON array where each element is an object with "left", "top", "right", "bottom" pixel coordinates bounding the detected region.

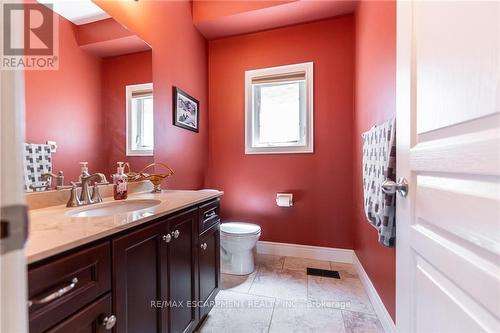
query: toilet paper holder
[{"left": 276, "top": 193, "right": 293, "bottom": 207}]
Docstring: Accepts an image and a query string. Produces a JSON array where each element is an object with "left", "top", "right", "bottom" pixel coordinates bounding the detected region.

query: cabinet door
[
  {"left": 167, "top": 208, "right": 197, "bottom": 333},
  {"left": 113, "top": 221, "right": 168, "bottom": 333},
  {"left": 198, "top": 223, "right": 220, "bottom": 320},
  {"left": 46, "top": 294, "right": 114, "bottom": 333}
]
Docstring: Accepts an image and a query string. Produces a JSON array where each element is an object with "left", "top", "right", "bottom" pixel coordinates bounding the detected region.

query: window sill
[
  {"left": 126, "top": 150, "right": 154, "bottom": 157},
  {"left": 245, "top": 146, "right": 314, "bottom": 155}
]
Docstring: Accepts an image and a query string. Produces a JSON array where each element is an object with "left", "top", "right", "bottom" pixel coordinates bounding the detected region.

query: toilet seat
[{"left": 220, "top": 222, "right": 261, "bottom": 237}]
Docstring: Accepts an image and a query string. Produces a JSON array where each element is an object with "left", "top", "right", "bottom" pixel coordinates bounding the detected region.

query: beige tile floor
[{"left": 198, "top": 254, "right": 384, "bottom": 333}]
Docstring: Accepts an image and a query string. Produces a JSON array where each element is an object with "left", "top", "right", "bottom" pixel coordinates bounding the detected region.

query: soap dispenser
[
  {"left": 78, "top": 162, "right": 90, "bottom": 182},
  {"left": 113, "top": 162, "right": 128, "bottom": 200}
]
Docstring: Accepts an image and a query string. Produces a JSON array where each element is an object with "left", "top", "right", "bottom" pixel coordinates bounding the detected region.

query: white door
[
  {"left": 396, "top": 1, "right": 500, "bottom": 332},
  {"left": 0, "top": 8, "right": 29, "bottom": 333}
]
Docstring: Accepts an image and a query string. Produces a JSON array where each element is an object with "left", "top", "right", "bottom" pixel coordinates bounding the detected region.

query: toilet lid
[{"left": 220, "top": 222, "right": 261, "bottom": 236}]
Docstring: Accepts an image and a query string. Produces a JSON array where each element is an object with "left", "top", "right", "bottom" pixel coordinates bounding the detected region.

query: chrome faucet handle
[
  {"left": 91, "top": 184, "right": 102, "bottom": 203},
  {"left": 66, "top": 183, "right": 82, "bottom": 207},
  {"left": 41, "top": 170, "right": 65, "bottom": 189},
  {"left": 91, "top": 181, "right": 109, "bottom": 204},
  {"left": 41, "top": 172, "right": 56, "bottom": 181}
]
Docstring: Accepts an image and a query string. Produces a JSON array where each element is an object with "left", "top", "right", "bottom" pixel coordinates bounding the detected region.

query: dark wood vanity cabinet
[
  {"left": 113, "top": 208, "right": 205, "bottom": 333},
  {"left": 198, "top": 223, "right": 221, "bottom": 320},
  {"left": 112, "top": 220, "right": 169, "bottom": 333},
  {"left": 165, "top": 208, "right": 198, "bottom": 333},
  {"left": 27, "top": 199, "right": 221, "bottom": 333}
]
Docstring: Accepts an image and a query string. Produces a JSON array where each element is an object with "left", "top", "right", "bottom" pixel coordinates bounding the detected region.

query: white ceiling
[{"left": 38, "top": 0, "right": 110, "bottom": 25}]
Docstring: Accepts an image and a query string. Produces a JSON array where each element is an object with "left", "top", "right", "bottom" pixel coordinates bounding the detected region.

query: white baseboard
[
  {"left": 353, "top": 253, "right": 396, "bottom": 333},
  {"left": 255, "top": 241, "right": 395, "bottom": 333},
  {"left": 256, "top": 241, "right": 354, "bottom": 263}
]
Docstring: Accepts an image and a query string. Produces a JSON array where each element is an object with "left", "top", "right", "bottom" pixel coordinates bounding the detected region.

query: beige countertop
[{"left": 26, "top": 189, "right": 223, "bottom": 264}]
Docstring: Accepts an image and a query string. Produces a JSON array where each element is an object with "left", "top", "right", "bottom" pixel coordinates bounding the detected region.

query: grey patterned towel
[
  {"left": 23, "top": 143, "right": 53, "bottom": 192},
  {"left": 362, "top": 118, "right": 396, "bottom": 247}
]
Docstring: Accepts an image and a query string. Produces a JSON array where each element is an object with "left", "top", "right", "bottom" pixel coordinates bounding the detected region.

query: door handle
[
  {"left": 381, "top": 177, "right": 409, "bottom": 197},
  {"left": 163, "top": 234, "right": 172, "bottom": 243},
  {"left": 200, "top": 243, "right": 207, "bottom": 250},
  {"left": 171, "top": 230, "right": 180, "bottom": 239}
]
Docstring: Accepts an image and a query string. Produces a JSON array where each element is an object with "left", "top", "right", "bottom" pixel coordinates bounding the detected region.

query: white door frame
[
  {"left": 395, "top": 1, "right": 414, "bottom": 331},
  {"left": 0, "top": 5, "right": 29, "bottom": 332}
]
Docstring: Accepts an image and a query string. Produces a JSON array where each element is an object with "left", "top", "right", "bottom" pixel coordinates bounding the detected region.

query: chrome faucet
[
  {"left": 64, "top": 170, "right": 108, "bottom": 207},
  {"left": 79, "top": 173, "right": 107, "bottom": 205},
  {"left": 41, "top": 171, "right": 65, "bottom": 189}
]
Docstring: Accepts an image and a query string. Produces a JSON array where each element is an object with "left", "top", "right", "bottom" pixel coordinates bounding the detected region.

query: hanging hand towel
[
  {"left": 362, "top": 118, "right": 396, "bottom": 247},
  {"left": 23, "top": 143, "right": 53, "bottom": 192}
]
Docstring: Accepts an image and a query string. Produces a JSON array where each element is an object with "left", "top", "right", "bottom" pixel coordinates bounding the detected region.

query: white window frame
[
  {"left": 126, "top": 83, "right": 154, "bottom": 156},
  {"left": 245, "top": 62, "right": 314, "bottom": 154}
]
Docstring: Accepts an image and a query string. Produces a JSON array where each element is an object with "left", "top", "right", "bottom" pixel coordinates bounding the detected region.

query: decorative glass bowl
[{"left": 126, "top": 162, "right": 174, "bottom": 193}]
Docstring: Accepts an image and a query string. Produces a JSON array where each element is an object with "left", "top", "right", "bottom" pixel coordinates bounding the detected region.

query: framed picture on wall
[{"left": 173, "top": 87, "right": 199, "bottom": 132}]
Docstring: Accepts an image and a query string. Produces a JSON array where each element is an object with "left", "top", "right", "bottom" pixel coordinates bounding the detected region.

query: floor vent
[{"left": 306, "top": 267, "right": 340, "bottom": 279}]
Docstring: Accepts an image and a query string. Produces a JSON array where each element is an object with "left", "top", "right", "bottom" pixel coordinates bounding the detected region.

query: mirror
[{"left": 23, "top": 5, "right": 153, "bottom": 192}]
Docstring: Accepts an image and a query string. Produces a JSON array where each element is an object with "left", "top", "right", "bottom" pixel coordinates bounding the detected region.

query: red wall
[
  {"left": 95, "top": 0, "right": 208, "bottom": 190},
  {"left": 206, "top": 17, "right": 355, "bottom": 249},
  {"left": 101, "top": 51, "right": 153, "bottom": 177},
  {"left": 25, "top": 16, "right": 104, "bottom": 183},
  {"left": 353, "top": 0, "right": 396, "bottom": 320}
]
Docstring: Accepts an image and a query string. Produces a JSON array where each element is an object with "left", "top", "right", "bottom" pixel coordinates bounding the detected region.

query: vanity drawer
[
  {"left": 28, "top": 242, "right": 111, "bottom": 333},
  {"left": 46, "top": 294, "right": 113, "bottom": 333},
  {"left": 199, "top": 199, "right": 220, "bottom": 234}
]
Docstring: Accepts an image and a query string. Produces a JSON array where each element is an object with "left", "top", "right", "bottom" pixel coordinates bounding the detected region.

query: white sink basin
[{"left": 67, "top": 199, "right": 162, "bottom": 218}]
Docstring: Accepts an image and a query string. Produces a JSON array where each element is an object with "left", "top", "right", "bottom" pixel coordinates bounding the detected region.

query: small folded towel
[
  {"left": 362, "top": 118, "right": 396, "bottom": 247},
  {"left": 23, "top": 143, "right": 53, "bottom": 192}
]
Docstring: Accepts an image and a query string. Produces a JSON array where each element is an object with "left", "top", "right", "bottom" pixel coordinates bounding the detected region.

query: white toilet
[{"left": 220, "top": 222, "right": 261, "bottom": 275}]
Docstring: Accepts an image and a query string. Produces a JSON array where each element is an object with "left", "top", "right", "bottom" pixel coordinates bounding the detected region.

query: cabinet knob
[
  {"left": 172, "top": 229, "right": 180, "bottom": 239},
  {"left": 102, "top": 314, "right": 117, "bottom": 330},
  {"left": 162, "top": 234, "right": 172, "bottom": 243},
  {"left": 200, "top": 243, "right": 207, "bottom": 250}
]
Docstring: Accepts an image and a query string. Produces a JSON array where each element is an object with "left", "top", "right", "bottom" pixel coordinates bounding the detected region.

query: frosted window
[
  {"left": 131, "top": 96, "right": 154, "bottom": 151},
  {"left": 245, "top": 62, "right": 313, "bottom": 154},
  {"left": 256, "top": 82, "right": 303, "bottom": 144},
  {"left": 126, "top": 83, "right": 153, "bottom": 156}
]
